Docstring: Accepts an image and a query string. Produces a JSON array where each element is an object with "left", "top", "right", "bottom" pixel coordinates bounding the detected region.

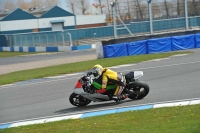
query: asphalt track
[
  {"left": 0, "top": 49, "right": 200, "bottom": 125},
  {"left": 0, "top": 50, "right": 96, "bottom": 66}
]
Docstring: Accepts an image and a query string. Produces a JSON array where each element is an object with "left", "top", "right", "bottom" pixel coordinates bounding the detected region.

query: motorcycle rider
[{"left": 88, "top": 64, "right": 127, "bottom": 101}]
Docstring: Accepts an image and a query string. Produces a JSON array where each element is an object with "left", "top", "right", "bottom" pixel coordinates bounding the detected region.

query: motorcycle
[{"left": 69, "top": 71, "right": 149, "bottom": 107}]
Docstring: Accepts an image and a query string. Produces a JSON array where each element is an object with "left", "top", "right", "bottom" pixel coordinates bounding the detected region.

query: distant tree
[
  {"left": 135, "top": 0, "right": 143, "bottom": 19},
  {"left": 43, "top": 0, "right": 58, "bottom": 7},
  {"left": 17, "top": 0, "right": 30, "bottom": 10},
  {"left": 126, "top": 0, "right": 131, "bottom": 19},
  {"left": 159, "top": 0, "right": 174, "bottom": 17},
  {"left": 79, "top": 0, "right": 90, "bottom": 15},
  {"left": 4, "top": 0, "right": 16, "bottom": 10},
  {"left": 188, "top": 0, "right": 200, "bottom": 16},
  {"left": 0, "top": 0, "right": 6, "bottom": 10},
  {"left": 164, "top": 0, "right": 169, "bottom": 17},
  {"left": 115, "top": 0, "right": 122, "bottom": 17},
  {"left": 176, "top": 0, "right": 181, "bottom": 15},
  {"left": 67, "top": 0, "right": 77, "bottom": 14},
  {"left": 151, "top": 3, "right": 160, "bottom": 18},
  {"left": 95, "top": 0, "right": 106, "bottom": 14},
  {"left": 106, "top": 0, "right": 111, "bottom": 17},
  {"left": 29, "top": 0, "right": 44, "bottom": 8}
]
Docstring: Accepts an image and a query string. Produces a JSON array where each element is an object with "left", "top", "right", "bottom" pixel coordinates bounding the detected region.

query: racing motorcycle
[{"left": 69, "top": 71, "right": 149, "bottom": 107}]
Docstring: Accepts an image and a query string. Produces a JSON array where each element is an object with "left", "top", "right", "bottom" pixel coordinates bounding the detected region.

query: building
[{"left": 0, "top": 6, "right": 106, "bottom": 35}]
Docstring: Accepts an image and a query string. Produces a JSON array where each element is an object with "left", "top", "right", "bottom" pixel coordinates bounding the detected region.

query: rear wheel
[
  {"left": 128, "top": 81, "right": 150, "bottom": 100},
  {"left": 69, "top": 93, "right": 91, "bottom": 107}
]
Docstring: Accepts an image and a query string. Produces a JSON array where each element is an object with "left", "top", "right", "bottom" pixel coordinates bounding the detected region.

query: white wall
[
  {"left": 0, "top": 19, "right": 38, "bottom": 31},
  {"left": 76, "top": 15, "right": 106, "bottom": 25},
  {"left": 38, "top": 16, "right": 75, "bottom": 29}
]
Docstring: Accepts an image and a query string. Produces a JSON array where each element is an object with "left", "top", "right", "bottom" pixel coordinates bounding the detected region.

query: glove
[
  {"left": 87, "top": 71, "right": 93, "bottom": 76},
  {"left": 81, "top": 76, "right": 88, "bottom": 81}
]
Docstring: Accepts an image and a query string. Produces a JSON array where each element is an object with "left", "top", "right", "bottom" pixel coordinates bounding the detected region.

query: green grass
[
  {"left": 0, "top": 51, "right": 38, "bottom": 57},
  {"left": 0, "top": 51, "right": 193, "bottom": 86},
  {"left": 1, "top": 104, "right": 199, "bottom": 133}
]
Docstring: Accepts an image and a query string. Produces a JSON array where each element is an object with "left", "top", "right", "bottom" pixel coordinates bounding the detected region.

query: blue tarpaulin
[
  {"left": 195, "top": 33, "right": 200, "bottom": 48},
  {"left": 103, "top": 33, "right": 200, "bottom": 58},
  {"left": 127, "top": 40, "right": 147, "bottom": 55},
  {"left": 172, "top": 34, "right": 195, "bottom": 51},
  {"left": 148, "top": 37, "right": 172, "bottom": 54},
  {"left": 103, "top": 43, "right": 128, "bottom": 58}
]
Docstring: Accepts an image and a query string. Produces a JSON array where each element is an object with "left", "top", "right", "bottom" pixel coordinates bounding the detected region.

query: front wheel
[
  {"left": 128, "top": 81, "right": 150, "bottom": 100},
  {"left": 69, "top": 93, "right": 91, "bottom": 107}
]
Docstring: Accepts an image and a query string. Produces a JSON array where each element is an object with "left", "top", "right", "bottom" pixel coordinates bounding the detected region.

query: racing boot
[{"left": 112, "top": 94, "right": 127, "bottom": 102}]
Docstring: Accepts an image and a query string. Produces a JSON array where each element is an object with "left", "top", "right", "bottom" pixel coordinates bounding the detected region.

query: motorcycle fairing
[
  {"left": 125, "top": 71, "right": 143, "bottom": 83},
  {"left": 134, "top": 71, "right": 143, "bottom": 79},
  {"left": 74, "top": 89, "right": 110, "bottom": 102},
  {"left": 74, "top": 80, "right": 82, "bottom": 88}
]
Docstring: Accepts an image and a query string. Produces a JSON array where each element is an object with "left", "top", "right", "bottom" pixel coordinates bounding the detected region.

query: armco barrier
[
  {"left": 71, "top": 44, "right": 92, "bottom": 50},
  {"left": 0, "top": 44, "right": 96, "bottom": 52},
  {"left": 103, "top": 33, "right": 200, "bottom": 58}
]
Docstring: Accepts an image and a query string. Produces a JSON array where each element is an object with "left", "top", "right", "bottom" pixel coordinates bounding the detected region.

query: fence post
[
  {"left": 37, "top": 34, "right": 40, "bottom": 46},
  {"left": 20, "top": 35, "right": 22, "bottom": 46},
  {"left": 4, "top": 35, "right": 8, "bottom": 46},
  {"left": 94, "top": 33, "right": 96, "bottom": 43},
  {"left": 184, "top": 0, "right": 189, "bottom": 31},
  {"left": 24, "top": 35, "right": 28, "bottom": 46},
  {"left": 14, "top": 35, "right": 16, "bottom": 46},
  {"left": 111, "top": 1, "right": 117, "bottom": 39},
  {"left": 45, "top": 34, "right": 48, "bottom": 46},
  {"left": 68, "top": 32, "right": 73, "bottom": 47},
  {"left": 32, "top": 35, "right": 34, "bottom": 46},
  {"left": 61, "top": 31, "right": 65, "bottom": 46},
  {"left": 53, "top": 34, "right": 56, "bottom": 45},
  {"left": 148, "top": 0, "right": 153, "bottom": 34},
  {"left": 9, "top": 36, "right": 12, "bottom": 46}
]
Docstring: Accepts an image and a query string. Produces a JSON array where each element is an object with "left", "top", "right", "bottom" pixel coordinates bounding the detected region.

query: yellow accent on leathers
[{"left": 101, "top": 68, "right": 121, "bottom": 96}]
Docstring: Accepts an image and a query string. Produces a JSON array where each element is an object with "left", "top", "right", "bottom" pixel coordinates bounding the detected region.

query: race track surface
[{"left": 0, "top": 49, "right": 200, "bottom": 124}]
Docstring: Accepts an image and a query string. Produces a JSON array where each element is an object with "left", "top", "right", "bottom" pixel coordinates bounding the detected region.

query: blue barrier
[
  {"left": 10, "top": 47, "right": 15, "bottom": 52},
  {"left": 127, "top": 40, "right": 147, "bottom": 55},
  {"left": 103, "top": 43, "right": 128, "bottom": 58},
  {"left": 103, "top": 33, "right": 200, "bottom": 58},
  {"left": 195, "top": 33, "right": 200, "bottom": 48},
  {"left": 28, "top": 47, "right": 36, "bottom": 52},
  {"left": 148, "top": 37, "right": 172, "bottom": 54},
  {"left": 0, "top": 44, "right": 96, "bottom": 52},
  {"left": 19, "top": 47, "right": 23, "bottom": 52},
  {"left": 71, "top": 44, "right": 92, "bottom": 51},
  {"left": 46, "top": 46, "right": 58, "bottom": 52},
  {"left": 172, "top": 34, "right": 195, "bottom": 51}
]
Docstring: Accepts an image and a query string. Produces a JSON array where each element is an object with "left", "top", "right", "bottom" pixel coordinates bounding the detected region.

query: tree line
[{"left": 0, "top": 0, "right": 200, "bottom": 21}]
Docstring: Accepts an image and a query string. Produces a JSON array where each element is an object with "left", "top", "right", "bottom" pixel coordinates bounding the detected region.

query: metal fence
[{"left": 2, "top": 0, "right": 200, "bottom": 47}]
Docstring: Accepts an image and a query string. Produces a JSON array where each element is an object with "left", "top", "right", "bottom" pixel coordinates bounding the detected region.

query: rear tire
[
  {"left": 69, "top": 93, "right": 91, "bottom": 107},
  {"left": 128, "top": 81, "right": 150, "bottom": 100}
]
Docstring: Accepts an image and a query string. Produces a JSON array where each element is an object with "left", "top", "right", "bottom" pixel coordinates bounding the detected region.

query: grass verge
[
  {"left": 0, "top": 51, "right": 193, "bottom": 86},
  {"left": 1, "top": 104, "right": 199, "bottom": 133},
  {"left": 0, "top": 51, "right": 38, "bottom": 57}
]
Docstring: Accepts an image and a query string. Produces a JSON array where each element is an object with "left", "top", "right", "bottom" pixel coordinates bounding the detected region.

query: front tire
[
  {"left": 128, "top": 81, "right": 150, "bottom": 100},
  {"left": 69, "top": 93, "right": 91, "bottom": 107}
]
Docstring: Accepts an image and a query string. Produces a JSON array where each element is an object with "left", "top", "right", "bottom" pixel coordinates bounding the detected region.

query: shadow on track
[{"left": 55, "top": 99, "right": 142, "bottom": 114}]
